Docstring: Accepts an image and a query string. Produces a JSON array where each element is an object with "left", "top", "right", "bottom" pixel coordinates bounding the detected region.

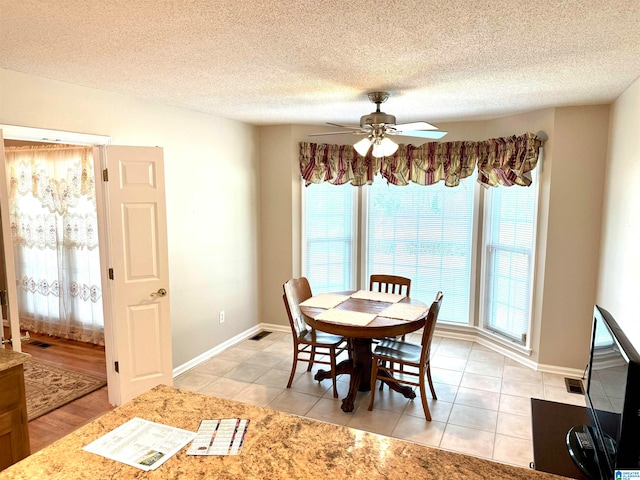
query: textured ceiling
[{"left": 1, "top": 1, "right": 639, "bottom": 127}]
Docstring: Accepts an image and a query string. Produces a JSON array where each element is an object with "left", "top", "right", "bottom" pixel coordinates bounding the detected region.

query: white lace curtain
[{"left": 5, "top": 145, "right": 104, "bottom": 345}]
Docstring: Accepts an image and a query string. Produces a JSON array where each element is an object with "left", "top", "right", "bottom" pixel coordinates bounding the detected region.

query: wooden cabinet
[{"left": 0, "top": 364, "right": 30, "bottom": 471}]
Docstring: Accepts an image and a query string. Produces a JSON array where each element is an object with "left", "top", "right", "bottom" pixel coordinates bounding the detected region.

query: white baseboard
[
  {"left": 173, "top": 321, "right": 584, "bottom": 380},
  {"left": 435, "top": 324, "right": 585, "bottom": 377},
  {"left": 434, "top": 324, "right": 537, "bottom": 369},
  {"left": 535, "top": 362, "right": 585, "bottom": 379},
  {"left": 172, "top": 323, "right": 289, "bottom": 378}
]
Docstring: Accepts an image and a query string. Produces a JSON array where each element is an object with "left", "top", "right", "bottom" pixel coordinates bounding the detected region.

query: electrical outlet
[{"left": 219, "top": 311, "right": 225, "bottom": 324}]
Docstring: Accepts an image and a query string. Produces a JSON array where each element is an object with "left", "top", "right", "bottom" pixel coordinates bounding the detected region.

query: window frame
[
  {"left": 478, "top": 169, "right": 540, "bottom": 351},
  {"left": 301, "top": 180, "right": 359, "bottom": 291},
  {"left": 361, "top": 175, "right": 481, "bottom": 326},
  {"left": 300, "top": 171, "right": 540, "bottom": 352}
]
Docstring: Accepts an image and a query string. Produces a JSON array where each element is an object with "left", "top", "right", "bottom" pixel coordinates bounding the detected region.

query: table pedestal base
[{"left": 314, "top": 338, "right": 416, "bottom": 412}]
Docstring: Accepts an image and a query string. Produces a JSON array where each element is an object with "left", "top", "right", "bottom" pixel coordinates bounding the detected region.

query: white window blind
[
  {"left": 482, "top": 176, "right": 537, "bottom": 344},
  {"left": 366, "top": 176, "right": 475, "bottom": 324},
  {"left": 303, "top": 182, "right": 354, "bottom": 293}
]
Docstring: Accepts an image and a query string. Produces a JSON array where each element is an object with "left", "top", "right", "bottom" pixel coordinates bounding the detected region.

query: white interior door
[
  {"left": 98, "top": 145, "right": 172, "bottom": 405},
  {"left": 0, "top": 130, "right": 22, "bottom": 352}
]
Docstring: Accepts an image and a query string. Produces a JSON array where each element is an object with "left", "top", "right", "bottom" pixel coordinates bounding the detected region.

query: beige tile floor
[{"left": 174, "top": 329, "right": 586, "bottom": 469}]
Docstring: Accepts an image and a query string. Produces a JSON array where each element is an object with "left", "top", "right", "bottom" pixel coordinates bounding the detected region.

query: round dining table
[{"left": 300, "top": 291, "right": 427, "bottom": 412}]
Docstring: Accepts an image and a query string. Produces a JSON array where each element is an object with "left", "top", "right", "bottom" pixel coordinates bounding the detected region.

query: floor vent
[
  {"left": 565, "top": 377, "right": 585, "bottom": 395},
  {"left": 249, "top": 331, "right": 272, "bottom": 341},
  {"left": 28, "top": 340, "right": 53, "bottom": 348}
]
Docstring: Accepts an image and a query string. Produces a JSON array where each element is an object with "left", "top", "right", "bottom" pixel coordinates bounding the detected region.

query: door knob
[{"left": 150, "top": 288, "right": 167, "bottom": 298}]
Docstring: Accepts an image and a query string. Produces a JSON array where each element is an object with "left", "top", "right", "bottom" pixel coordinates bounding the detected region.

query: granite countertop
[
  {"left": 0, "top": 348, "right": 31, "bottom": 372},
  {"left": 1, "top": 384, "right": 568, "bottom": 480}
]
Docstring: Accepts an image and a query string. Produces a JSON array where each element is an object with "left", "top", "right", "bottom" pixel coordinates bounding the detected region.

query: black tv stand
[
  {"left": 566, "top": 425, "right": 601, "bottom": 480},
  {"left": 531, "top": 399, "right": 590, "bottom": 479}
]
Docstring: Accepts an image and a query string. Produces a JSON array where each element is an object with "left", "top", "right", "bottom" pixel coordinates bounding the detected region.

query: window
[
  {"left": 302, "top": 174, "right": 538, "bottom": 344},
  {"left": 366, "top": 177, "right": 475, "bottom": 323},
  {"left": 303, "top": 182, "right": 355, "bottom": 293},
  {"left": 481, "top": 171, "right": 538, "bottom": 344}
]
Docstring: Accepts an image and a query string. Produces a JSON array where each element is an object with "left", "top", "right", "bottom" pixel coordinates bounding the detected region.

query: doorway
[
  {"left": 1, "top": 124, "right": 174, "bottom": 408},
  {"left": 1, "top": 139, "right": 108, "bottom": 431},
  {"left": 3, "top": 139, "right": 107, "bottom": 343}
]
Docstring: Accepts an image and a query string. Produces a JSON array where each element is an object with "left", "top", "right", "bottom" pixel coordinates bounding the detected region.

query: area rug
[{"left": 23, "top": 359, "right": 107, "bottom": 421}]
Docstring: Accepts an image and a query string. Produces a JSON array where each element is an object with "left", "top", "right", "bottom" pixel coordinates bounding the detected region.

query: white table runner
[
  {"left": 316, "top": 309, "right": 377, "bottom": 326},
  {"left": 299, "top": 293, "right": 349, "bottom": 309},
  {"left": 350, "top": 289, "right": 405, "bottom": 303},
  {"left": 378, "top": 303, "right": 428, "bottom": 321}
]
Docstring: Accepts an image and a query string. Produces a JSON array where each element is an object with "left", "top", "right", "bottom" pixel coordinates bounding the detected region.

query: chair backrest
[
  {"left": 369, "top": 274, "right": 411, "bottom": 297},
  {"left": 420, "top": 291, "right": 443, "bottom": 363},
  {"left": 283, "top": 277, "right": 313, "bottom": 336}
]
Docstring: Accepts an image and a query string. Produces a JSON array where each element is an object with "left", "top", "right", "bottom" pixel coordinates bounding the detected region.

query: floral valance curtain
[{"left": 300, "top": 132, "right": 544, "bottom": 188}]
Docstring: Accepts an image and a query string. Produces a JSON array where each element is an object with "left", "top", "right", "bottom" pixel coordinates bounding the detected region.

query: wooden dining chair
[
  {"left": 368, "top": 291, "right": 443, "bottom": 421},
  {"left": 369, "top": 274, "right": 411, "bottom": 297},
  {"left": 282, "top": 277, "right": 349, "bottom": 398},
  {"left": 370, "top": 274, "right": 411, "bottom": 343}
]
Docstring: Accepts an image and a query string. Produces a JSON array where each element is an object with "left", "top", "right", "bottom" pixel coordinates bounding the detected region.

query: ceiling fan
[{"left": 309, "top": 91, "right": 447, "bottom": 157}]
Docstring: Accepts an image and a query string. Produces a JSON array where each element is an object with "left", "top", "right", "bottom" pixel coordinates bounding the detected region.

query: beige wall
[
  {"left": 259, "top": 107, "right": 610, "bottom": 371},
  {"left": 535, "top": 106, "right": 610, "bottom": 368},
  {"left": 0, "top": 68, "right": 261, "bottom": 368},
  {"left": 258, "top": 125, "right": 297, "bottom": 327},
  {"left": 597, "top": 77, "right": 640, "bottom": 350}
]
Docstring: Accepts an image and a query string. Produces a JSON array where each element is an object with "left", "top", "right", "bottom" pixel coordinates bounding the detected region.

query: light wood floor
[{"left": 4, "top": 328, "right": 114, "bottom": 453}]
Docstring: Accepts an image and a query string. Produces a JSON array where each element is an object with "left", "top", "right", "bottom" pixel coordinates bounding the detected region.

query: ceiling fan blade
[
  {"left": 308, "top": 130, "right": 363, "bottom": 137},
  {"left": 393, "top": 121, "right": 438, "bottom": 131},
  {"left": 326, "top": 122, "right": 359, "bottom": 129},
  {"left": 393, "top": 130, "right": 448, "bottom": 139}
]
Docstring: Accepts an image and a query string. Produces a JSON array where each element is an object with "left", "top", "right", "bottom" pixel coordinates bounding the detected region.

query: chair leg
[
  {"left": 287, "top": 351, "right": 298, "bottom": 389},
  {"left": 308, "top": 346, "right": 316, "bottom": 372},
  {"left": 368, "top": 359, "right": 379, "bottom": 411},
  {"left": 419, "top": 377, "right": 432, "bottom": 421},
  {"left": 330, "top": 347, "right": 338, "bottom": 398},
  {"left": 426, "top": 363, "right": 437, "bottom": 400}
]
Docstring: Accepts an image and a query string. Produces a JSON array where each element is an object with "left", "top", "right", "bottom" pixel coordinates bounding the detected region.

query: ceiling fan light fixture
[
  {"left": 371, "top": 136, "right": 398, "bottom": 158},
  {"left": 354, "top": 137, "right": 372, "bottom": 156},
  {"left": 379, "top": 137, "right": 398, "bottom": 156},
  {"left": 354, "top": 135, "right": 398, "bottom": 158},
  {"left": 371, "top": 142, "right": 385, "bottom": 158}
]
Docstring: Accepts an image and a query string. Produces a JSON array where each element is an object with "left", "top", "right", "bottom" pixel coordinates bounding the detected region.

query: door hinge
[
  {"left": 108, "top": 268, "right": 114, "bottom": 280},
  {"left": 103, "top": 169, "right": 109, "bottom": 181},
  {"left": 114, "top": 361, "right": 119, "bottom": 373},
  {"left": 0, "top": 290, "right": 7, "bottom": 306}
]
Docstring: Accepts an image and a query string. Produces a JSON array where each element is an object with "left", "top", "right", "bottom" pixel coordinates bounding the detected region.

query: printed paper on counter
[
  {"left": 187, "top": 418, "right": 250, "bottom": 456},
  {"left": 83, "top": 417, "right": 196, "bottom": 471}
]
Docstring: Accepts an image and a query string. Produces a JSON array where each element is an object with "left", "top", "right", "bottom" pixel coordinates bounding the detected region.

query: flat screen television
[{"left": 568, "top": 305, "right": 640, "bottom": 479}]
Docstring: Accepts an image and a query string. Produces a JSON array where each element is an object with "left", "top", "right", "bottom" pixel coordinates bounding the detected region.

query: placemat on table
[
  {"left": 378, "top": 303, "right": 428, "bottom": 321},
  {"left": 299, "top": 293, "right": 349, "bottom": 309},
  {"left": 350, "top": 289, "right": 405, "bottom": 303},
  {"left": 317, "top": 309, "right": 377, "bottom": 326}
]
